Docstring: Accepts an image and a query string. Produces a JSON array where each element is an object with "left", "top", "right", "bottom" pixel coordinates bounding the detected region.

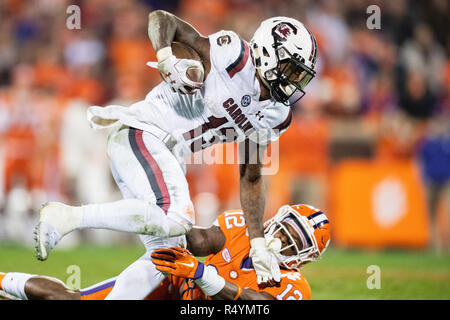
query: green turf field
[{"left": 0, "top": 243, "right": 449, "bottom": 300}]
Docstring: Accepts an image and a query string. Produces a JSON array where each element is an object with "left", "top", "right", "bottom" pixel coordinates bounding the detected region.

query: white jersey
[{"left": 88, "top": 30, "right": 293, "bottom": 156}]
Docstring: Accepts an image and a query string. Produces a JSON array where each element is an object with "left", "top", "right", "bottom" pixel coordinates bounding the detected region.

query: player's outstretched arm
[
  {"left": 239, "top": 139, "right": 281, "bottom": 288},
  {"left": 0, "top": 272, "right": 80, "bottom": 300},
  {"left": 239, "top": 138, "right": 266, "bottom": 240},
  {"left": 25, "top": 277, "right": 80, "bottom": 300}
]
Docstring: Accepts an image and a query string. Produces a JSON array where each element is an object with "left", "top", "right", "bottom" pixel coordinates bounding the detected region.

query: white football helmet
[
  {"left": 264, "top": 204, "right": 330, "bottom": 270},
  {"left": 250, "top": 17, "right": 318, "bottom": 105}
]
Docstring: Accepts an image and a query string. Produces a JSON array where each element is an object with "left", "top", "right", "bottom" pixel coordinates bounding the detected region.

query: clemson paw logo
[{"left": 229, "top": 270, "right": 238, "bottom": 280}]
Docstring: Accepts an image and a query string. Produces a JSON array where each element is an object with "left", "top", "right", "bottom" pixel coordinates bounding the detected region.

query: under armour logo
[{"left": 256, "top": 111, "right": 264, "bottom": 120}]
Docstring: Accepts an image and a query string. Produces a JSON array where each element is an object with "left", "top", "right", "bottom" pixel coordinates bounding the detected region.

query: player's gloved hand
[
  {"left": 148, "top": 46, "right": 203, "bottom": 94},
  {"left": 249, "top": 237, "right": 282, "bottom": 289},
  {"left": 151, "top": 247, "right": 205, "bottom": 280}
]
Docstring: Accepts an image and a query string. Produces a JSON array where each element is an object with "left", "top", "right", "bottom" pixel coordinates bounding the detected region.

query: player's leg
[
  {"left": 100, "top": 152, "right": 187, "bottom": 299},
  {"left": 35, "top": 126, "right": 195, "bottom": 260},
  {"left": 104, "top": 234, "right": 184, "bottom": 300},
  {"left": 0, "top": 272, "right": 80, "bottom": 300},
  {"left": 104, "top": 155, "right": 185, "bottom": 300},
  {"left": 101, "top": 126, "right": 195, "bottom": 235},
  {"left": 99, "top": 235, "right": 183, "bottom": 300}
]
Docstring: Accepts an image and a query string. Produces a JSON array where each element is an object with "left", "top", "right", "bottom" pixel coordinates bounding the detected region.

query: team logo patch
[
  {"left": 272, "top": 21, "right": 298, "bottom": 42},
  {"left": 229, "top": 270, "right": 238, "bottom": 280},
  {"left": 241, "top": 95, "right": 251, "bottom": 107},
  {"left": 222, "top": 248, "right": 231, "bottom": 263},
  {"left": 217, "top": 35, "right": 231, "bottom": 46}
]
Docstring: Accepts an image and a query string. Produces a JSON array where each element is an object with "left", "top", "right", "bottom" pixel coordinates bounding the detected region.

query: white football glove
[
  {"left": 148, "top": 46, "right": 203, "bottom": 94},
  {"left": 249, "top": 237, "right": 282, "bottom": 288}
]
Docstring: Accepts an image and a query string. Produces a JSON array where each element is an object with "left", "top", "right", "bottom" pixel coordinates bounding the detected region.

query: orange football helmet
[{"left": 264, "top": 204, "right": 331, "bottom": 270}]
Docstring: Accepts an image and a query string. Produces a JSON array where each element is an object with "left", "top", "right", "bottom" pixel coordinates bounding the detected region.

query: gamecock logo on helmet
[{"left": 272, "top": 22, "right": 297, "bottom": 42}]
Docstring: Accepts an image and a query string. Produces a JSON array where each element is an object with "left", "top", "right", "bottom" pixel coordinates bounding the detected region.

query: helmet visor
[{"left": 269, "top": 46, "right": 315, "bottom": 105}]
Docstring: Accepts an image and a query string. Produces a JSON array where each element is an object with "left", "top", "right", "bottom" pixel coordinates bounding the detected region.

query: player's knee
[
  {"left": 138, "top": 200, "right": 194, "bottom": 237},
  {"left": 169, "top": 218, "right": 192, "bottom": 236},
  {"left": 166, "top": 204, "right": 194, "bottom": 236}
]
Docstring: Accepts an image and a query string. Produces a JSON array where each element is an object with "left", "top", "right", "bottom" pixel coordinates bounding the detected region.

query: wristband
[
  {"left": 250, "top": 237, "right": 266, "bottom": 249},
  {"left": 194, "top": 265, "right": 226, "bottom": 297},
  {"left": 156, "top": 46, "right": 173, "bottom": 62},
  {"left": 233, "top": 286, "right": 242, "bottom": 300}
]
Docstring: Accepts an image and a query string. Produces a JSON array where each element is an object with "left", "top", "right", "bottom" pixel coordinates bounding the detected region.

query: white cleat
[{"left": 34, "top": 202, "right": 82, "bottom": 261}]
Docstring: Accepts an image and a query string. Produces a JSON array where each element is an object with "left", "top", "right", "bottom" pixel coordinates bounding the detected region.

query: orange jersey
[
  {"left": 80, "top": 210, "right": 311, "bottom": 300},
  {"left": 182, "top": 210, "right": 311, "bottom": 300}
]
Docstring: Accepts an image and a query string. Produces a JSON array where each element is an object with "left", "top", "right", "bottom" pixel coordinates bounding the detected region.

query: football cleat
[{"left": 34, "top": 202, "right": 81, "bottom": 261}]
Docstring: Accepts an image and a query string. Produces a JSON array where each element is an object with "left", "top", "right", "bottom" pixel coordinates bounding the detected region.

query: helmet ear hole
[{"left": 262, "top": 46, "right": 270, "bottom": 57}]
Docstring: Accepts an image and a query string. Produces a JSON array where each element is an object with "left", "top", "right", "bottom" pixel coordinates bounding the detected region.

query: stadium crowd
[{"left": 0, "top": 0, "right": 448, "bottom": 251}]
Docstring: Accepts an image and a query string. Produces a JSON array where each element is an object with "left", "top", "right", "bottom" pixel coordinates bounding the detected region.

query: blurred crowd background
[{"left": 0, "top": 0, "right": 448, "bottom": 253}]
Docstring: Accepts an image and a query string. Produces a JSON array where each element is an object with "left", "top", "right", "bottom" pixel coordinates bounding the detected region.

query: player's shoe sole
[
  {"left": 34, "top": 221, "right": 58, "bottom": 261},
  {"left": 34, "top": 202, "right": 80, "bottom": 261},
  {"left": 34, "top": 202, "right": 82, "bottom": 261},
  {"left": 34, "top": 202, "right": 62, "bottom": 261}
]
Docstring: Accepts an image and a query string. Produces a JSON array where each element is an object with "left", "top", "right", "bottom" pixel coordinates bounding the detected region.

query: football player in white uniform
[{"left": 34, "top": 11, "right": 318, "bottom": 299}]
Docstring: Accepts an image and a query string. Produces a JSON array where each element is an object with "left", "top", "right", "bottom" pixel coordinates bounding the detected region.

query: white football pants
[{"left": 90, "top": 126, "right": 194, "bottom": 299}]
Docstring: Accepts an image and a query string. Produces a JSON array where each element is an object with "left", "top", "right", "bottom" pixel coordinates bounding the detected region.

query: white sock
[
  {"left": 1, "top": 272, "right": 36, "bottom": 300},
  {"left": 80, "top": 199, "right": 187, "bottom": 237}
]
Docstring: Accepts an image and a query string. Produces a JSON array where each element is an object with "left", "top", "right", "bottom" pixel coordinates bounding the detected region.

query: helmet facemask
[
  {"left": 264, "top": 206, "right": 320, "bottom": 270},
  {"left": 266, "top": 46, "right": 316, "bottom": 105}
]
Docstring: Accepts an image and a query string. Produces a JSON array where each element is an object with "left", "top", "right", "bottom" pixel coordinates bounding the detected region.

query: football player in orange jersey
[
  {"left": 0, "top": 204, "right": 329, "bottom": 300},
  {"left": 153, "top": 203, "right": 330, "bottom": 300}
]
